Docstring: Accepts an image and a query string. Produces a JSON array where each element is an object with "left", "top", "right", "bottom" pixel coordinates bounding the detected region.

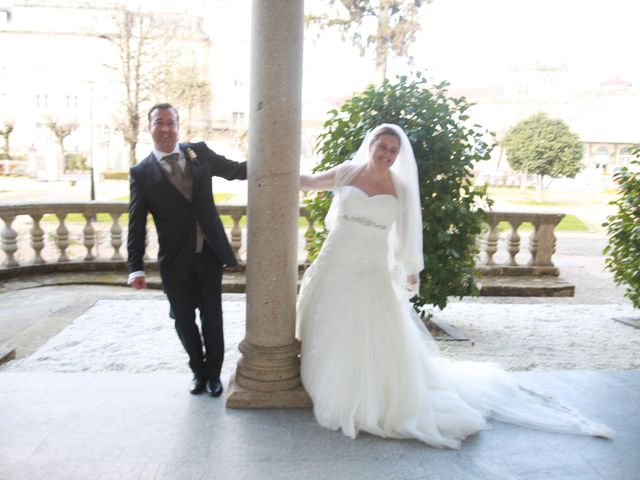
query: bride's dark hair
[{"left": 370, "top": 126, "right": 401, "bottom": 146}]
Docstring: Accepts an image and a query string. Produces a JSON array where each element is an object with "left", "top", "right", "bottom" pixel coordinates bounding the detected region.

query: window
[
  {"left": 593, "top": 147, "right": 610, "bottom": 170},
  {"left": 0, "top": 10, "right": 10, "bottom": 25},
  {"left": 35, "top": 94, "right": 49, "bottom": 109},
  {"left": 35, "top": 123, "right": 52, "bottom": 144},
  {"left": 65, "top": 95, "right": 79, "bottom": 110},
  {"left": 232, "top": 111, "right": 245, "bottom": 124},
  {"left": 619, "top": 148, "right": 636, "bottom": 167}
]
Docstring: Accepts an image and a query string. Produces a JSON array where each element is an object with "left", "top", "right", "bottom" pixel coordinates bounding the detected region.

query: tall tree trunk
[
  {"left": 129, "top": 142, "right": 137, "bottom": 166},
  {"left": 2, "top": 133, "right": 9, "bottom": 160},
  {"left": 374, "top": 45, "right": 387, "bottom": 84},
  {"left": 58, "top": 141, "right": 65, "bottom": 174},
  {"left": 374, "top": 5, "right": 390, "bottom": 83},
  {"left": 536, "top": 174, "right": 544, "bottom": 202},
  {"left": 520, "top": 167, "right": 528, "bottom": 190},
  {"left": 1, "top": 123, "right": 12, "bottom": 159}
]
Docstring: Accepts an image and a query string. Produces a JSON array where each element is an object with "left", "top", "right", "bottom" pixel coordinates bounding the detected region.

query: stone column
[{"left": 226, "top": 0, "right": 311, "bottom": 408}]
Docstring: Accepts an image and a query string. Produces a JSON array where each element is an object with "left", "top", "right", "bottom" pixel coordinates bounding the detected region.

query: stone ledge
[
  {"left": 477, "top": 275, "right": 575, "bottom": 297},
  {"left": 0, "top": 271, "right": 575, "bottom": 297}
]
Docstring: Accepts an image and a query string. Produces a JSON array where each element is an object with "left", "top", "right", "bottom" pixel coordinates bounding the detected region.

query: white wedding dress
[{"left": 297, "top": 185, "right": 613, "bottom": 449}]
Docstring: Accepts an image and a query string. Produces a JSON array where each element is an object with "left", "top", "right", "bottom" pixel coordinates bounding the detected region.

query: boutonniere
[{"left": 186, "top": 148, "right": 199, "bottom": 163}]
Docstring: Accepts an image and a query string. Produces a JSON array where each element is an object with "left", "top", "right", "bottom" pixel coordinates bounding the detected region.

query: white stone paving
[{"left": 2, "top": 295, "right": 639, "bottom": 380}]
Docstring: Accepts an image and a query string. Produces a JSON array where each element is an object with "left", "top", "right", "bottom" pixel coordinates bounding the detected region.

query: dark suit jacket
[{"left": 127, "top": 141, "right": 247, "bottom": 291}]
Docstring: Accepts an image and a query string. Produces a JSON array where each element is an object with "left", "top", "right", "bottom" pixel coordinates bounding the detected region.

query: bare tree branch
[{"left": 307, "top": 0, "right": 433, "bottom": 82}]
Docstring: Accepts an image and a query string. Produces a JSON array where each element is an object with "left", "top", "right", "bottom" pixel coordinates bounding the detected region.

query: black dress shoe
[
  {"left": 207, "top": 378, "right": 224, "bottom": 397},
  {"left": 190, "top": 376, "right": 207, "bottom": 395}
]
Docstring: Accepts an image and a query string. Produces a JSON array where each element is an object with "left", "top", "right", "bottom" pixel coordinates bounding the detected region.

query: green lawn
[
  {"left": 487, "top": 186, "right": 617, "bottom": 207},
  {"left": 42, "top": 193, "right": 237, "bottom": 224},
  {"left": 38, "top": 188, "right": 592, "bottom": 233},
  {"left": 495, "top": 214, "right": 589, "bottom": 233}
]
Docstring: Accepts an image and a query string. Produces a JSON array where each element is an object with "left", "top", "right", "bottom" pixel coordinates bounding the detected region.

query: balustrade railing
[
  {"left": 0, "top": 202, "right": 316, "bottom": 275},
  {"left": 478, "top": 211, "right": 564, "bottom": 276},
  {"left": 0, "top": 202, "right": 563, "bottom": 278}
]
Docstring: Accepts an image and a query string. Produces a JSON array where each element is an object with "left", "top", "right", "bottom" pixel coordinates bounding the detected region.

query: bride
[{"left": 297, "top": 123, "right": 613, "bottom": 449}]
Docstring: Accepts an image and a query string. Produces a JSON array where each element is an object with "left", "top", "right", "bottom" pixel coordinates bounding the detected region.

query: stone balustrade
[
  {"left": 0, "top": 202, "right": 316, "bottom": 276},
  {"left": 0, "top": 202, "right": 563, "bottom": 278},
  {"left": 478, "top": 211, "right": 565, "bottom": 277}
]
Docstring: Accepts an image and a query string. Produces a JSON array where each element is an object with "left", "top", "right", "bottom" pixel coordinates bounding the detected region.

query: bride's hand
[{"left": 406, "top": 274, "right": 419, "bottom": 296}]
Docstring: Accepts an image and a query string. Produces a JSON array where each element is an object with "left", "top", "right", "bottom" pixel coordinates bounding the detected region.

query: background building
[
  {"left": 1, "top": 0, "right": 638, "bottom": 194},
  {"left": 0, "top": 0, "right": 214, "bottom": 181},
  {"left": 449, "top": 64, "right": 640, "bottom": 191}
]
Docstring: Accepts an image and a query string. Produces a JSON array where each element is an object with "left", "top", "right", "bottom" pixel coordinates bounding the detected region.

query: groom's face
[{"left": 149, "top": 107, "right": 179, "bottom": 153}]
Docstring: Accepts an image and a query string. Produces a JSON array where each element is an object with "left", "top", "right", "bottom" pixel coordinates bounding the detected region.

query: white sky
[
  {"left": 411, "top": 0, "right": 640, "bottom": 86},
  {"left": 143, "top": 0, "right": 640, "bottom": 95}
]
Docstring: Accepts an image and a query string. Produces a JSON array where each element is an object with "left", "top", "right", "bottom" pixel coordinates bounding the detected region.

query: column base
[{"left": 225, "top": 374, "right": 313, "bottom": 409}]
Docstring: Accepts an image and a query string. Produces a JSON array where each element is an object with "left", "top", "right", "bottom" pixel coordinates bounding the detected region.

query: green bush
[
  {"left": 604, "top": 147, "right": 640, "bottom": 309},
  {"left": 102, "top": 171, "right": 129, "bottom": 180},
  {"left": 64, "top": 153, "right": 88, "bottom": 172},
  {"left": 305, "top": 73, "right": 494, "bottom": 310}
]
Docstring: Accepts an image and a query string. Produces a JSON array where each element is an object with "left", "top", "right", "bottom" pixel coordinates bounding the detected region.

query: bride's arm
[{"left": 300, "top": 165, "right": 340, "bottom": 191}]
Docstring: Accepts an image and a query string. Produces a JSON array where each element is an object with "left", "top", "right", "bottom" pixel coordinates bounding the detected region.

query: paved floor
[
  {"left": 0, "top": 286, "right": 638, "bottom": 479},
  {"left": 0, "top": 195, "right": 638, "bottom": 479},
  {"left": 0, "top": 370, "right": 638, "bottom": 480}
]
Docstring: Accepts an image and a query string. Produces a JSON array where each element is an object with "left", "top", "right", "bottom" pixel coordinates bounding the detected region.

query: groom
[{"left": 127, "top": 103, "right": 247, "bottom": 397}]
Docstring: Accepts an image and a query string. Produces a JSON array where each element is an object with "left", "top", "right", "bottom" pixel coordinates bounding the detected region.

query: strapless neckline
[{"left": 343, "top": 184, "right": 397, "bottom": 200}]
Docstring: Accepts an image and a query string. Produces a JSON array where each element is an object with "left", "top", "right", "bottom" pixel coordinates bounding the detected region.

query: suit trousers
[{"left": 165, "top": 244, "right": 224, "bottom": 381}]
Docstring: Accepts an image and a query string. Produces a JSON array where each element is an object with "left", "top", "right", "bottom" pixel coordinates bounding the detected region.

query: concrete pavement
[
  {"left": 0, "top": 177, "right": 637, "bottom": 479},
  {"left": 0, "top": 370, "right": 637, "bottom": 479}
]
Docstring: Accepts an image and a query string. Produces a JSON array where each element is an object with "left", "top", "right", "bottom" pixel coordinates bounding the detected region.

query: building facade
[
  {"left": 450, "top": 65, "right": 640, "bottom": 191},
  {"left": 0, "top": 0, "right": 217, "bottom": 181}
]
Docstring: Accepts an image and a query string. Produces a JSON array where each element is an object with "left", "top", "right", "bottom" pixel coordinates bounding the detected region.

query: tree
[
  {"left": 105, "top": 7, "right": 159, "bottom": 166},
  {"left": 304, "top": 73, "right": 494, "bottom": 310},
  {"left": 47, "top": 119, "right": 78, "bottom": 173},
  {"left": 504, "top": 112, "right": 584, "bottom": 201},
  {"left": 603, "top": 147, "right": 640, "bottom": 309},
  {"left": 0, "top": 121, "right": 13, "bottom": 161},
  {"left": 153, "top": 58, "right": 213, "bottom": 141},
  {"left": 105, "top": 7, "right": 213, "bottom": 163},
  {"left": 306, "top": 0, "right": 433, "bottom": 83}
]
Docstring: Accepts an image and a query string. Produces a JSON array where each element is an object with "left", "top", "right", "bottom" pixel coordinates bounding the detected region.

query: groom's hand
[{"left": 130, "top": 276, "right": 147, "bottom": 289}]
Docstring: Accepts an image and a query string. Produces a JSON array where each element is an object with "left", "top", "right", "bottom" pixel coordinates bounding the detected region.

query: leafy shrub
[
  {"left": 102, "top": 171, "right": 129, "bottom": 180},
  {"left": 304, "top": 73, "right": 494, "bottom": 310},
  {"left": 604, "top": 147, "right": 640, "bottom": 309},
  {"left": 64, "top": 153, "right": 88, "bottom": 172}
]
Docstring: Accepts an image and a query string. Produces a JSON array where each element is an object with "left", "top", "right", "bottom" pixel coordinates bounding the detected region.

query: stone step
[
  {"left": 0, "top": 271, "right": 575, "bottom": 297},
  {"left": 477, "top": 275, "right": 575, "bottom": 297}
]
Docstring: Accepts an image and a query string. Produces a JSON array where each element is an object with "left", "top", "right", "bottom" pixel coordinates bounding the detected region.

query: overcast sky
[
  {"left": 412, "top": 0, "right": 640, "bottom": 86},
  {"left": 159, "top": 0, "right": 639, "bottom": 95}
]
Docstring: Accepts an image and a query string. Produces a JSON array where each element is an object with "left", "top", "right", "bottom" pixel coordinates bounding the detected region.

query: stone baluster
[
  {"left": 483, "top": 217, "right": 499, "bottom": 266},
  {"left": 528, "top": 222, "right": 539, "bottom": 266},
  {"left": 83, "top": 213, "right": 96, "bottom": 261},
  {"left": 30, "top": 214, "right": 45, "bottom": 265},
  {"left": 1, "top": 214, "right": 18, "bottom": 267},
  {"left": 230, "top": 210, "right": 243, "bottom": 260},
  {"left": 55, "top": 213, "right": 70, "bottom": 262},
  {"left": 507, "top": 220, "right": 522, "bottom": 266},
  {"left": 531, "top": 216, "right": 561, "bottom": 267},
  {"left": 110, "top": 213, "right": 123, "bottom": 260}
]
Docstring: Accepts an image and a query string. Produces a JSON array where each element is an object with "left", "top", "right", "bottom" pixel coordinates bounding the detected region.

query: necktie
[{"left": 162, "top": 153, "right": 180, "bottom": 175}]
